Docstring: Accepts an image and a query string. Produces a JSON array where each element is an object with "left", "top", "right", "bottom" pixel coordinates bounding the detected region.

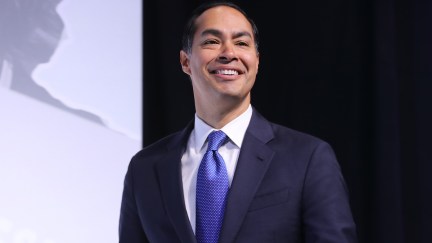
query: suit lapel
[
  {"left": 219, "top": 110, "right": 275, "bottom": 243},
  {"left": 155, "top": 123, "right": 197, "bottom": 243}
]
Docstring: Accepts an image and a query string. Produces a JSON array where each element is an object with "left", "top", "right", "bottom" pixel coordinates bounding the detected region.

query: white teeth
[{"left": 215, "top": 69, "right": 238, "bottom": 75}]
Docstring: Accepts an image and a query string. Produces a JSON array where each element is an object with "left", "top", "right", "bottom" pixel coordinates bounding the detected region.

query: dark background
[{"left": 142, "top": 0, "right": 432, "bottom": 242}]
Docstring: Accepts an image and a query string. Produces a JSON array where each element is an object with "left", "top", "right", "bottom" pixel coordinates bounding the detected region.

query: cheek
[
  {"left": 244, "top": 55, "right": 259, "bottom": 69},
  {"left": 190, "top": 55, "right": 206, "bottom": 69},
  {"left": 192, "top": 58, "right": 214, "bottom": 77},
  {"left": 189, "top": 59, "right": 202, "bottom": 75}
]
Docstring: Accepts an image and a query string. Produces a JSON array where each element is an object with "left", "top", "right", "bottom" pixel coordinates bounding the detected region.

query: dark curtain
[{"left": 142, "top": 0, "right": 432, "bottom": 242}]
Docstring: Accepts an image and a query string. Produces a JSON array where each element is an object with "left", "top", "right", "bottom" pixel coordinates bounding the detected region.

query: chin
[{"left": 218, "top": 91, "right": 249, "bottom": 101}]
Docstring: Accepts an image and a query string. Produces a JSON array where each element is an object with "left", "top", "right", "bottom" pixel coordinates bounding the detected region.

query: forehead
[{"left": 194, "top": 6, "right": 253, "bottom": 37}]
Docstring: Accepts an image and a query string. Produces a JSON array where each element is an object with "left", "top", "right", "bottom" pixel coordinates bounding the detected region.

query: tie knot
[{"left": 207, "top": 130, "right": 228, "bottom": 151}]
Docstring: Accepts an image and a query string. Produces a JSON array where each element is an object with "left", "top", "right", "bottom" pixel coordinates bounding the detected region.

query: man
[{"left": 119, "top": 1, "right": 357, "bottom": 242}]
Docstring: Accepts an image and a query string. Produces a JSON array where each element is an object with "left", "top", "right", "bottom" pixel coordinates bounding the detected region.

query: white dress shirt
[{"left": 181, "top": 105, "right": 253, "bottom": 233}]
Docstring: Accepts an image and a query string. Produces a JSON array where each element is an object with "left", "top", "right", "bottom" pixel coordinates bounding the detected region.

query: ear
[
  {"left": 256, "top": 52, "right": 260, "bottom": 73},
  {"left": 180, "top": 50, "right": 191, "bottom": 75}
]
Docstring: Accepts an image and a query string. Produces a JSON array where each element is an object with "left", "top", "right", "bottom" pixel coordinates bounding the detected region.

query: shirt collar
[{"left": 193, "top": 105, "right": 253, "bottom": 152}]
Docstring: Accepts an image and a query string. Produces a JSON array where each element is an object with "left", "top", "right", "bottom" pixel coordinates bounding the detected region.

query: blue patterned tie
[{"left": 196, "top": 130, "right": 229, "bottom": 243}]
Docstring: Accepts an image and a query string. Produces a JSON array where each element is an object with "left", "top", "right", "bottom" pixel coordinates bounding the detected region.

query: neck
[{"left": 195, "top": 96, "right": 250, "bottom": 129}]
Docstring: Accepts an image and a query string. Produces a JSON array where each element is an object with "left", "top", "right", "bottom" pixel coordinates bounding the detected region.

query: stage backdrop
[{"left": 0, "top": 0, "right": 142, "bottom": 242}]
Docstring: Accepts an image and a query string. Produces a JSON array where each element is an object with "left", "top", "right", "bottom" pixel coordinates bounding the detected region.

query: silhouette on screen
[{"left": 0, "top": 0, "right": 104, "bottom": 125}]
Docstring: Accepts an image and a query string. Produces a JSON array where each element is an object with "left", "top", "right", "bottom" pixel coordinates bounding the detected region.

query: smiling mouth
[{"left": 211, "top": 69, "right": 240, "bottom": 75}]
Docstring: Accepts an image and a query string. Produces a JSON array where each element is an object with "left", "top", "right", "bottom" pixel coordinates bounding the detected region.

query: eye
[
  {"left": 236, "top": 41, "right": 250, "bottom": 47},
  {"left": 202, "top": 39, "right": 219, "bottom": 45}
]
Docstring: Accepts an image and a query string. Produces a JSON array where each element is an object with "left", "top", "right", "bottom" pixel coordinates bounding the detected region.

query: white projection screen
[{"left": 0, "top": 0, "right": 142, "bottom": 242}]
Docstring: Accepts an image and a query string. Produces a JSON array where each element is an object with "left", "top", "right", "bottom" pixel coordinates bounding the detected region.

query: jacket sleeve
[
  {"left": 302, "top": 142, "right": 358, "bottom": 243},
  {"left": 119, "top": 161, "right": 149, "bottom": 243}
]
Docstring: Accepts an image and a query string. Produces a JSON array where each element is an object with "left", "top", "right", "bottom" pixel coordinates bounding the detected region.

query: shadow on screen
[{"left": 0, "top": 0, "right": 104, "bottom": 125}]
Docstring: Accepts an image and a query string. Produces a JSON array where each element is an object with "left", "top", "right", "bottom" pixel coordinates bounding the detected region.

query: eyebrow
[{"left": 201, "top": 28, "right": 252, "bottom": 39}]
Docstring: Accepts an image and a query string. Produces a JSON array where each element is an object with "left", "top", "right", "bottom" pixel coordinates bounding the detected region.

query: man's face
[{"left": 180, "top": 6, "right": 259, "bottom": 109}]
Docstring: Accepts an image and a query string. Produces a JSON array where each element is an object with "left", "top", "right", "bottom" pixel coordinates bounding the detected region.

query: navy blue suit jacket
[{"left": 119, "top": 109, "right": 357, "bottom": 243}]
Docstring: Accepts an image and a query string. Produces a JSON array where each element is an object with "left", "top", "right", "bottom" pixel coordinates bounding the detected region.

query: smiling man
[
  {"left": 179, "top": 4, "right": 259, "bottom": 130},
  {"left": 119, "top": 1, "right": 358, "bottom": 243}
]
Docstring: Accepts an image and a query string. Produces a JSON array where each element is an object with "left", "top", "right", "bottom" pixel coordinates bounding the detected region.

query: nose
[{"left": 217, "top": 43, "right": 237, "bottom": 62}]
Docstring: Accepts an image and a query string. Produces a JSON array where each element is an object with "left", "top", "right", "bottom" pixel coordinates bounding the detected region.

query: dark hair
[{"left": 181, "top": 1, "right": 259, "bottom": 54}]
